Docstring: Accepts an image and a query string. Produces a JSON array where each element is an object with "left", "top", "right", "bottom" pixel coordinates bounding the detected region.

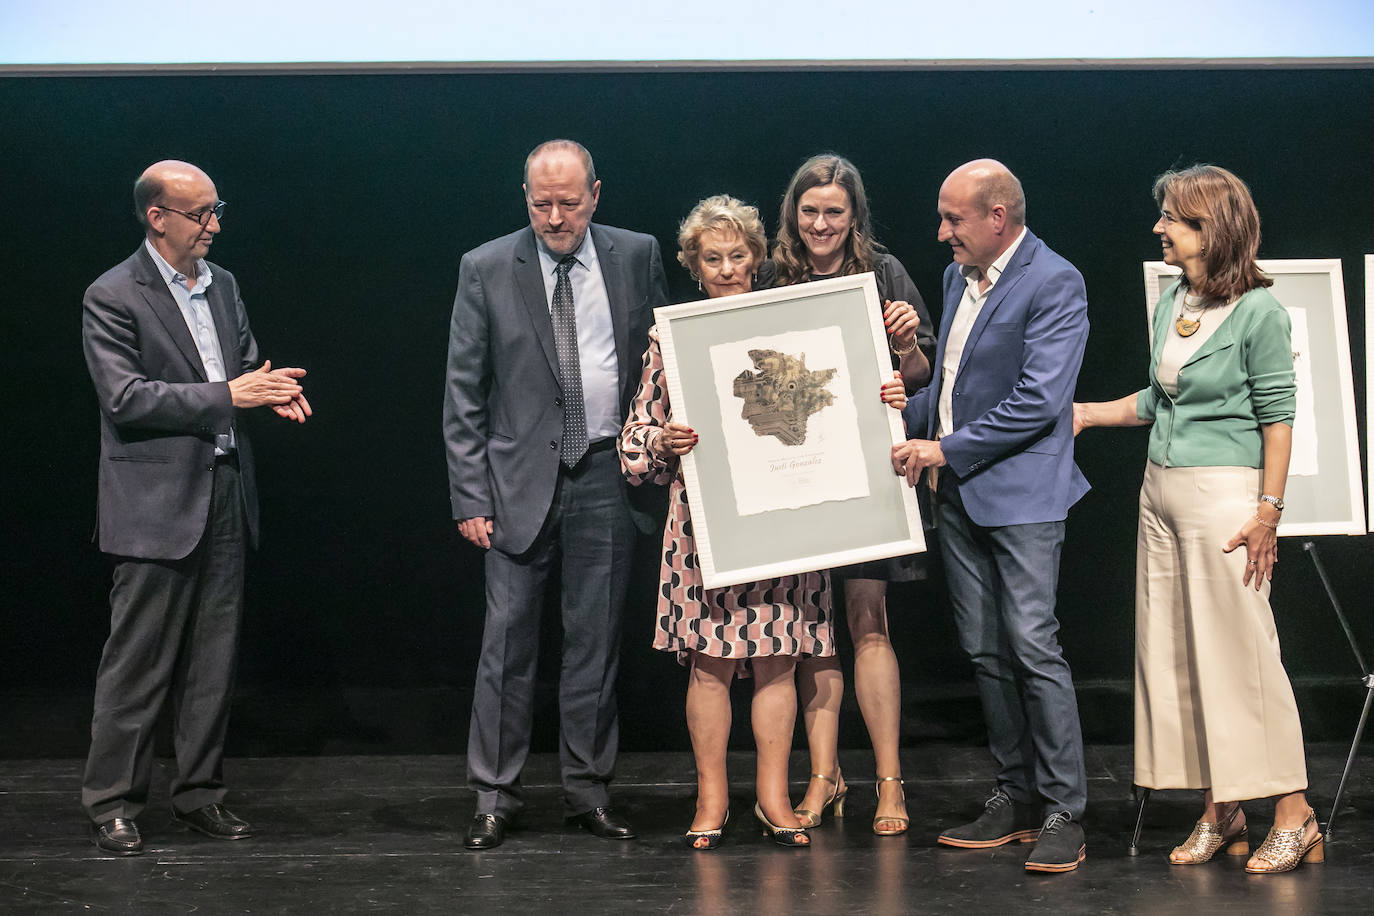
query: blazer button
[
  {"left": 555, "top": 396, "right": 563, "bottom": 407},
  {"left": 207, "top": 463, "right": 215, "bottom": 471},
  {"left": 550, "top": 441, "right": 558, "bottom": 450}
]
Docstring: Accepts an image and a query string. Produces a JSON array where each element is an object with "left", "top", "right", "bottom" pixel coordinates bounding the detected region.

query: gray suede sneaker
[
  {"left": 1024, "top": 811, "right": 1087, "bottom": 873},
  {"left": 938, "top": 788, "right": 1041, "bottom": 848}
]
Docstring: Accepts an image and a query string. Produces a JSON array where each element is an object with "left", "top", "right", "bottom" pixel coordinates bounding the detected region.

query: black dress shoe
[
  {"left": 569, "top": 806, "right": 636, "bottom": 840},
  {"left": 173, "top": 803, "right": 253, "bottom": 840},
  {"left": 92, "top": 817, "right": 143, "bottom": 856},
  {"left": 464, "top": 814, "right": 507, "bottom": 849}
]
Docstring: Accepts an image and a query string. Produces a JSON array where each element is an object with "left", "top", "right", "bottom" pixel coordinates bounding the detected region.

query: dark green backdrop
[{"left": 2, "top": 67, "right": 1370, "bottom": 756}]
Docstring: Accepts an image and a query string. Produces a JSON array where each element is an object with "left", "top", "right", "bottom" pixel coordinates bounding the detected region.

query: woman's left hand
[
  {"left": 883, "top": 299, "right": 919, "bottom": 351},
  {"left": 1222, "top": 508, "right": 1280, "bottom": 589},
  {"left": 880, "top": 371, "right": 906, "bottom": 411}
]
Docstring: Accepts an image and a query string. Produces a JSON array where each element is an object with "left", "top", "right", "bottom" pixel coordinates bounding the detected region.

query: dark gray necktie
[{"left": 552, "top": 255, "right": 588, "bottom": 467}]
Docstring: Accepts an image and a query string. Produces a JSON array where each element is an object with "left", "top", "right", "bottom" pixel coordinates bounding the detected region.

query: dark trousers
[
  {"left": 82, "top": 459, "right": 246, "bottom": 823},
  {"left": 937, "top": 480, "right": 1087, "bottom": 818},
  {"left": 467, "top": 443, "right": 636, "bottom": 818}
]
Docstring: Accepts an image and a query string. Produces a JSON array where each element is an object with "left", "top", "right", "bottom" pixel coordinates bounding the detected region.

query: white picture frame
[
  {"left": 654, "top": 273, "right": 925, "bottom": 589},
  {"left": 1143, "top": 259, "right": 1365, "bottom": 537}
]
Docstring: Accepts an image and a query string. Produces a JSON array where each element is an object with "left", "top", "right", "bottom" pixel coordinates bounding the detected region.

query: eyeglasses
[{"left": 155, "top": 200, "right": 227, "bottom": 227}]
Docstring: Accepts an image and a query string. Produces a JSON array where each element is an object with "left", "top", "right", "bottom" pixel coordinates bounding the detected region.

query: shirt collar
[
  {"left": 144, "top": 238, "right": 213, "bottom": 292},
  {"left": 960, "top": 226, "right": 1028, "bottom": 289},
  {"left": 535, "top": 227, "right": 598, "bottom": 277}
]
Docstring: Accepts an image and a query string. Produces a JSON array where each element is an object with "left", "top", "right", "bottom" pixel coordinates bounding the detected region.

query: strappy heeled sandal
[
  {"left": 1169, "top": 803, "right": 1247, "bottom": 865},
  {"left": 1246, "top": 810, "right": 1324, "bottom": 874},
  {"left": 873, "top": 776, "right": 909, "bottom": 836},
  {"left": 793, "top": 769, "right": 847, "bottom": 828}
]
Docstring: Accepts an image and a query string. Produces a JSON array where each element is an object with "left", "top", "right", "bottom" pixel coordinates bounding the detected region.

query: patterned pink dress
[{"left": 619, "top": 327, "right": 835, "bottom": 665}]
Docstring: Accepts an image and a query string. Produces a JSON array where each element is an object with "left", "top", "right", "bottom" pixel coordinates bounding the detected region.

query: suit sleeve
[
  {"left": 82, "top": 277, "right": 235, "bottom": 435},
  {"left": 443, "top": 251, "right": 495, "bottom": 521},
  {"left": 938, "top": 264, "right": 1089, "bottom": 476}
]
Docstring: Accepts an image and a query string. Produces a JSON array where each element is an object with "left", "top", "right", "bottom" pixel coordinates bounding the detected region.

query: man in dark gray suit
[
  {"left": 81, "top": 160, "right": 310, "bottom": 855},
  {"left": 443, "top": 140, "right": 667, "bottom": 849}
]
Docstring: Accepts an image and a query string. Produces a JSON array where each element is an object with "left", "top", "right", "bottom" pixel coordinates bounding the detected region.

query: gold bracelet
[
  {"left": 1253, "top": 513, "right": 1278, "bottom": 529},
  {"left": 889, "top": 334, "right": 916, "bottom": 357}
]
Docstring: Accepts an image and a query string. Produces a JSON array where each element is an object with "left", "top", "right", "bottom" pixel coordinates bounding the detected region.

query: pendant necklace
[{"left": 1175, "top": 292, "right": 1206, "bottom": 337}]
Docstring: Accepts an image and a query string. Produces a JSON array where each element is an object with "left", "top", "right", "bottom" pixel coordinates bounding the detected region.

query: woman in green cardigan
[{"left": 1074, "top": 164, "right": 1319, "bottom": 874}]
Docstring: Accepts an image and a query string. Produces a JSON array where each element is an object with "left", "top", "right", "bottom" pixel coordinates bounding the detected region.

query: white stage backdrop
[{"left": 3, "top": 1, "right": 1373, "bottom": 67}]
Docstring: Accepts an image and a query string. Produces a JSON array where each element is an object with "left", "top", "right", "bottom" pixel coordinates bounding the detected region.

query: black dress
[{"left": 758, "top": 251, "right": 936, "bottom": 583}]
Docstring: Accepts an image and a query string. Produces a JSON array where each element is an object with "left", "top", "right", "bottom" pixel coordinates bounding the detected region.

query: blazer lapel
[
  {"left": 591, "top": 224, "right": 632, "bottom": 390},
  {"left": 206, "top": 267, "right": 242, "bottom": 376},
  {"left": 514, "top": 230, "right": 559, "bottom": 378},
  {"left": 956, "top": 231, "right": 1038, "bottom": 375},
  {"left": 132, "top": 247, "right": 209, "bottom": 381}
]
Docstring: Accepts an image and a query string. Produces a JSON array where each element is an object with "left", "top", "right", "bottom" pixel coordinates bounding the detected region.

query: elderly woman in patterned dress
[{"left": 619, "top": 194, "right": 906, "bottom": 849}]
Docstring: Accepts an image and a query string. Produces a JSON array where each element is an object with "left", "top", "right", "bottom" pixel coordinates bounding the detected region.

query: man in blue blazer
[
  {"left": 894, "top": 159, "right": 1090, "bottom": 873},
  {"left": 82, "top": 160, "right": 310, "bottom": 855},
  {"left": 443, "top": 140, "right": 667, "bottom": 849}
]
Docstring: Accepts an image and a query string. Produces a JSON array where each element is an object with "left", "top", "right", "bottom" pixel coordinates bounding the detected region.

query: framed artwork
[
  {"left": 1143, "top": 259, "right": 1365, "bottom": 537},
  {"left": 654, "top": 273, "right": 925, "bottom": 589}
]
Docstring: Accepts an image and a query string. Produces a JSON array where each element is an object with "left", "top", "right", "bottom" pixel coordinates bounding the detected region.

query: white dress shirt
[
  {"left": 937, "top": 227, "right": 1028, "bottom": 439},
  {"left": 535, "top": 231, "right": 621, "bottom": 440}
]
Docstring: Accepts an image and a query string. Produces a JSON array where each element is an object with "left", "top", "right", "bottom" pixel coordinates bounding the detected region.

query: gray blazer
[
  {"left": 443, "top": 223, "right": 668, "bottom": 555},
  {"left": 82, "top": 246, "right": 261, "bottom": 559}
]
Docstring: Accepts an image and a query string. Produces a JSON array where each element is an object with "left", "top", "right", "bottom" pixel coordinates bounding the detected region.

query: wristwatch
[{"left": 1259, "top": 494, "right": 1285, "bottom": 511}]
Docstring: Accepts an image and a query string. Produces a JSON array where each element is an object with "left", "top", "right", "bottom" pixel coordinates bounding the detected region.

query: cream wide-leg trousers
[{"left": 1134, "top": 461, "right": 1307, "bottom": 802}]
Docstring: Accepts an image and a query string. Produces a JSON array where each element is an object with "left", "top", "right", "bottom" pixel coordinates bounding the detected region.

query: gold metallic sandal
[
  {"left": 793, "top": 769, "right": 847, "bottom": 828},
  {"left": 1246, "top": 810, "right": 1324, "bottom": 874},
  {"left": 1169, "top": 803, "right": 1248, "bottom": 865},
  {"left": 873, "top": 776, "right": 909, "bottom": 836}
]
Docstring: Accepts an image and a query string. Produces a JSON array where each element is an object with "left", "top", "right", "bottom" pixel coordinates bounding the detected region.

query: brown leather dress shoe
[
  {"left": 173, "top": 803, "right": 253, "bottom": 839},
  {"left": 92, "top": 818, "right": 144, "bottom": 856}
]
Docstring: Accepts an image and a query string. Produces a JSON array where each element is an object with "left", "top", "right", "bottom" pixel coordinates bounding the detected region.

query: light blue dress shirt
[
  {"left": 144, "top": 240, "right": 235, "bottom": 454},
  {"left": 535, "top": 230, "right": 621, "bottom": 440}
]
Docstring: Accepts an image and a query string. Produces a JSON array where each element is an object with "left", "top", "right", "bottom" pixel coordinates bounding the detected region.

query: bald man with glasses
[{"left": 80, "top": 160, "right": 310, "bottom": 855}]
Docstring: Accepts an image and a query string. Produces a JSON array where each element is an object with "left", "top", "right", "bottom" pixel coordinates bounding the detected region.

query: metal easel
[{"left": 1302, "top": 540, "right": 1372, "bottom": 844}]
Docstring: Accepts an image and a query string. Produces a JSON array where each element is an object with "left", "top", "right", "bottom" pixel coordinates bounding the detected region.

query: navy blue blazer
[{"left": 902, "top": 230, "right": 1090, "bottom": 527}]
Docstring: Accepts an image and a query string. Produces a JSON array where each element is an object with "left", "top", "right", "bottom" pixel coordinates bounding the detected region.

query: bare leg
[
  {"left": 685, "top": 653, "right": 735, "bottom": 832},
  {"left": 847, "top": 577, "right": 908, "bottom": 826},
  {"left": 794, "top": 655, "right": 844, "bottom": 819},
  {"left": 751, "top": 655, "right": 805, "bottom": 833}
]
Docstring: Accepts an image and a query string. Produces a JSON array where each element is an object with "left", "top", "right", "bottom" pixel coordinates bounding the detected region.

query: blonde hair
[{"left": 676, "top": 195, "right": 767, "bottom": 279}]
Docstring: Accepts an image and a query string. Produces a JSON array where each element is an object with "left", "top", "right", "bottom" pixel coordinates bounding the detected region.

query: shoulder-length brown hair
[
  {"left": 1153, "top": 164, "right": 1271, "bottom": 302},
  {"left": 773, "top": 154, "right": 877, "bottom": 286}
]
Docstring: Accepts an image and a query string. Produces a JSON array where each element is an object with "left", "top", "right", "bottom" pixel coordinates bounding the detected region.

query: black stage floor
[{"left": 2, "top": 744, "right": 1370, "bottom": 914}]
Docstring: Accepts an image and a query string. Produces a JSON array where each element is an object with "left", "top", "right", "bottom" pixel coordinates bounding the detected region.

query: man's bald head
[
  {"left": 134, "top": 160, "right": 213, "bottom": 228},
  {"left": 945, "top": 159, "right": 1026, "bottom": 228},
  {"left": 937, "top": 159, "right": 1027, "bottom": 274}
]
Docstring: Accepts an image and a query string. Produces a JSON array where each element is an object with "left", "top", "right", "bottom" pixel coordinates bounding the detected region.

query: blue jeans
[{"left": 937, "top": 481, "right": 1086, "bottom": 818}]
